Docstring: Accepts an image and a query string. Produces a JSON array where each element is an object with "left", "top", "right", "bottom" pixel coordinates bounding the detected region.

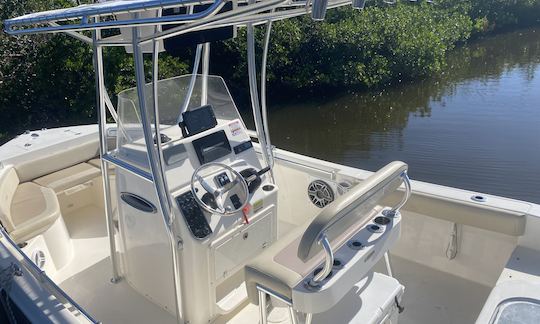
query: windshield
[{"left": 116, "top": 74, "right": 243, "bottom": 166}]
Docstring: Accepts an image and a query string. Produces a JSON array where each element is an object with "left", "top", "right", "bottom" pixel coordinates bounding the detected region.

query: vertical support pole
[
  {"left": 384, "top": 252, "right": 394, "bottom": 278},
  {"left": 132, "top": 25, "right": 184, "bottom": 324},
  {"left": 288, "top": 307, "right": 298, "bottom": 324},
  {"left": 246, "top": 17, "right": 273, "bottom": 177},
  {"left": 260, "top": 16, "right": 275, "bottom": 182},
  {"left": 201, "top": 42, "right": 210, "bottom": 106},
  {"left": 258, "top": 289, "right": 268, "bottom": 324},
  {"left": 92, "top": 26, "right": 120, "bottom": 284},
  {"left": 305, "top": 313, "right": 313, "bottom": 324},
  {"left": 178, "top": 44, "right": 203, "bottom": 123}
]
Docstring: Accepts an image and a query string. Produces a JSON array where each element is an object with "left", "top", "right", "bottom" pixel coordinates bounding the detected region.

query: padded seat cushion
[
  {"left": 88, "top": 158, "right": 115, "bottom": 172},
  {"left": 10, "top": 182, "right": 60, "bottom": 243},
  {"left": 245, "top": 224, "right": 307, "bottom": 302},
  {"left": 34, "top": 163, "right": 101, "bottom": 193},
  {"left": 245, "top": 207, "right": 380, "bottom": 304},
  {"left": 87, "top": 158, "right": 101, "bottom": 169}
]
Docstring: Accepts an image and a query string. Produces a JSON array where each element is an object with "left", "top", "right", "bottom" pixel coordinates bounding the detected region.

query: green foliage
[{"left": 1, "top": 0, "right": 539, "bottom": 142}]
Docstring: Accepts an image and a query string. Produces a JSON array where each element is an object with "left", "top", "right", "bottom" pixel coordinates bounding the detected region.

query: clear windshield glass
[{"left": 116, "top": 74, "right": 243, "bottom": 167}]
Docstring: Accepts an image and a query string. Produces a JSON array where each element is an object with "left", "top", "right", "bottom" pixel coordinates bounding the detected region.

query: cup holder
[
  {"left": 374, "top": 216, "right": 391, "bottom": 226},
  {"left": 347, "top": 240, "right": 364, "bottom": 250},
  {"left": 262, "top": 185, "right": 275, "bottom": 192}
]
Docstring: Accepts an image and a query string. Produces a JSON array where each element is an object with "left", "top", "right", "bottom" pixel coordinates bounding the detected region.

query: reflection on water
[{"left": 267, "top": 28, "right": 540, "bottom": 203}]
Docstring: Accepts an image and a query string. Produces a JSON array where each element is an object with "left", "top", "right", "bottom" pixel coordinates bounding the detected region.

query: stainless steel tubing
[
  {"left": 92, "top": 26, "right": 121, "bottom": 284},
  {"left": 309, "top": 233, "right": 334, "bottom": 286},
  {"left": 260, "top": 13, "right": 276, "bottom": 182},
  {"left": 201, "top": 42, "right": 210, "bottom": 105},
  {"left": 258, "top": 289, "right": 268, "bottom": 324},
  {"left": 132, "top": 24, "right": 184, "bottom": 324},
  {"left": 142, "top": 0, "right": 287, "bottom": 43},
  {"left": 384, "top": 252, "right": 394, "bottom": 277},
  {"left": 6, "top": 0, "right": 226, "bottom": 36},
  {"left": 383, "top": 170, "right": 412, "bottom": 218},
  {"left": 102, "top": 154, "right": 153, "bottom": 182},
  {"left": 178, "top": 44, "right": 203, "bottom": 122},
  {"left": 246, "top": 16, "right": 273, "bottom": 173}
]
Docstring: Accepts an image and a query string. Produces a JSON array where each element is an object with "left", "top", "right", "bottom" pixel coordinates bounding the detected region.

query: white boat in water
[{"left": 1, "top": 1, "right": 540, "bottom": 323}]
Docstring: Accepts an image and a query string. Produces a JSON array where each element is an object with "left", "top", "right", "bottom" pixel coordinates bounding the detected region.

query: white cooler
[{"left": 312, "top": 272, "right": 404, "bottom": 324}]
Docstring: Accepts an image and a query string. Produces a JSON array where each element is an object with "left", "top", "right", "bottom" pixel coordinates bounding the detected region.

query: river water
[{"left": 266, "top": 28, "right": 540, "bottom": 203}]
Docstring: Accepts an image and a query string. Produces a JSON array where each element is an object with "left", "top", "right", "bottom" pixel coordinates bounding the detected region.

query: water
[{"left": 265, "top": 28, "right": 540, "bottom": 203}]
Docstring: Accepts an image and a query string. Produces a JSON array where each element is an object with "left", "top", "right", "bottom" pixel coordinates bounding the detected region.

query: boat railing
[
  {"left": 3, "top": 0, "right": 352, "bottom": 37},
  {"left": 0, "top": 227, "right": 99, "bottom": 324}
]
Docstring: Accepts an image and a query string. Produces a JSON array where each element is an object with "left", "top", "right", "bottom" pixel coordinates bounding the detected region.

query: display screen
[
  {"left": 182, "top": 105, "right": 217, "bottom": 136},
  {"left": 192, "top": 130, "right": 231, "bottom": 164}
]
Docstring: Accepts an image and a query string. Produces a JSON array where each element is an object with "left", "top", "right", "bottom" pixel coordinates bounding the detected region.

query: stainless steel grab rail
[
  {"left": 308, "top": 233, "right": 334, "bottom": 287},
  {"left": 383, "top": 171, "right": 412, "bottom": 218},
  {"left": 308, "top": 169, "right": 411, "bottom": 287},
  {"left": 0, "top": 227, "right": 99, "bottom": 323}
]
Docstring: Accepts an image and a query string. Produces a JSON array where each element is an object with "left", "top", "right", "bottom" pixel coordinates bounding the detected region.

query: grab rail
[
  {"left": 298, "top": 162, "right": 411, "bottom": 286},
  {"left": 0, "top": 227, "right": 99, "bottom": 323}
]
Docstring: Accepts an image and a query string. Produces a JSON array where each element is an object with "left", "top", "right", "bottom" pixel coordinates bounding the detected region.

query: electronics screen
[
  {"left": 192, "top": 130, "right": 231, "bottom": 164},
  {"left": 181, "top": 105, "right": 217, "bottom": 136}
]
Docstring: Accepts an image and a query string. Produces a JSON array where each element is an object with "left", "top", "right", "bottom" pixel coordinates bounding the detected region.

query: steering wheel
[{"left": 191, "top": 162, "right": 249, "bottom": 216}]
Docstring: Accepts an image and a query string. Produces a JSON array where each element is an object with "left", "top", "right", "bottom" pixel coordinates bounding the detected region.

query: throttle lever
[
  {"left": 257, "top": 166, "right": 271, "bottom": 176},
  {"left": 240, "top": 166, "right": 272, "bottom": 194}
]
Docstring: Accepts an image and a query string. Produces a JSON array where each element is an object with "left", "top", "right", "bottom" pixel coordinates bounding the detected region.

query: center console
[{"left": 115, "top": 107, "right": 278, "bottom": 320}]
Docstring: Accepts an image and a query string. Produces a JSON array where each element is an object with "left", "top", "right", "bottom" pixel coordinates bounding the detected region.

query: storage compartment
[{"left": 212, "top": 206, "right": 276, "bottom": 281}]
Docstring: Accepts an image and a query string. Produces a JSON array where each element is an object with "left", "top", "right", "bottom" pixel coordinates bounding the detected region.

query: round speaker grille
[{"left": 308, "top": 180, "right": 335, "bottom": 208}]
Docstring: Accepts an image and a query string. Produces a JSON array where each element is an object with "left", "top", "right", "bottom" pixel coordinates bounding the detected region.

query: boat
[{"left": 1, "top": 0, "right": 540, "bottom": 323}]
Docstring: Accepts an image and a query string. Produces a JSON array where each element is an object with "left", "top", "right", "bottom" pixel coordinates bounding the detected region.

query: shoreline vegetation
[{"left": 1, "top": 0, "right": 540, "bottom": 143}]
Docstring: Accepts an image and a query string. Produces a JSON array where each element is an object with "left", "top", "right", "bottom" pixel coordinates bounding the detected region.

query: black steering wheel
[{"left": 191, "top": 162, "right": 249, "bottom": 216}]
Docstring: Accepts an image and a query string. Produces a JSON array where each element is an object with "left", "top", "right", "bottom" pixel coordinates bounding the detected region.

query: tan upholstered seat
[
  {"left": 34, "top": 163, "right": 101, "bottom": 193},
  {"left": 245, "top": 224, "right": 308, "bottom": 301},
  {"left": 87, "top": 158, "right": 101, "bottom": 169},
  {"left": 0, "top": 166, "right": 60, "bottom": 243},
  {"left": 88, "top": 158, "right": 115, "bottom": 172}
]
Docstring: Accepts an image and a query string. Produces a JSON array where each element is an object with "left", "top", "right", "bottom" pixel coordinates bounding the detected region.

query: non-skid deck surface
[
  {"left": 54, "top": 206, "right": 491, "bottom": 324},
  {"left": 386, "top": 256, "right": 491, "bottom": 324},
  {"left": 60, "top": 257, "right": 176, "bottom": 324},
  {"left": 225, "top": 255, "right": 491, "bottom": 324},
  {"left": 57, "top": 206, "right": 176, "bottom": 324}
]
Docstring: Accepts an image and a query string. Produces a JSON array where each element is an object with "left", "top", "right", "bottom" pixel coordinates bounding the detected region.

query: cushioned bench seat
[
  {"left": 246, "top": 224, "right": 308, "bottom": 301},
  {"left": 0, "top": 167, "right": 61, "bottom": 243},
  {"left": 10, "top": 182, "right": 60, "bottom": 243},
  {"left": 33, "top": 163, "right": 101, "bottom": 193},
  {"left": 88, "top": 158, "right": 115, "bottom": 172}
]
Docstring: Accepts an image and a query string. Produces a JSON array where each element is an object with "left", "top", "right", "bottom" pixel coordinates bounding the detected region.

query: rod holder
[
  {"left": 352, "top": 0, "right": 366, "bottom": 9},
  {"left": 383, "top": 171, "right": 411, "bottom": 218},
  {"left": 311, "top": 0, "right": 329, "bottom": 21}
]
